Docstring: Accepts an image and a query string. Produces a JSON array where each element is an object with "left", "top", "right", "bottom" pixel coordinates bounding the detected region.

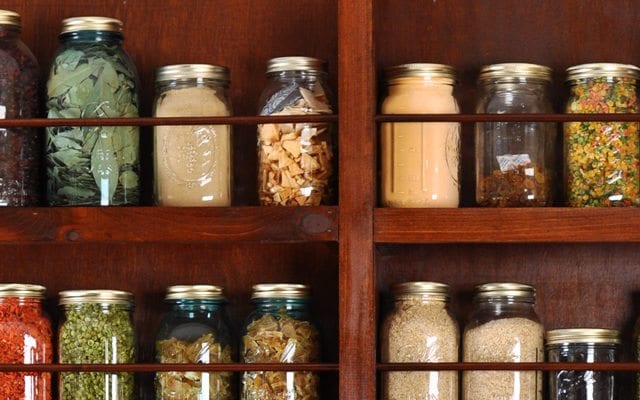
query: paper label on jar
[{"left": 496, "top": 154, "right": 531, "bottom": 172}]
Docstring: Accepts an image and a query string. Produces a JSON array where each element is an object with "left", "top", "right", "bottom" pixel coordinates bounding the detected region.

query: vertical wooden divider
[{"left": 338, "top": 0, "right": 377, "bottom": 399}]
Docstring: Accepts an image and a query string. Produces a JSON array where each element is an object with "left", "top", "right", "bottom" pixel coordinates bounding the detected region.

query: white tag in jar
[{"left": 496, "top": 154, "right": 531, "bottom": 172}]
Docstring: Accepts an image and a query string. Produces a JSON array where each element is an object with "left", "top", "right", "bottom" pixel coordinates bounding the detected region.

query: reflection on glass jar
[
  {"left": 546, "top": 328, "right": 619, "bottom": 400},
  {"left": 475, "top": 63, "right": 557, "bottom": 207}
]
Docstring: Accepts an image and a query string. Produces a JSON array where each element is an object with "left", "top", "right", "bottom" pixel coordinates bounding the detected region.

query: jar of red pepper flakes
[
  {"left": 0, "top": 283, "right": 52, "bottom": 400},
  {"left": 564, "top": 63, "right": 640, "bottom": 207}
]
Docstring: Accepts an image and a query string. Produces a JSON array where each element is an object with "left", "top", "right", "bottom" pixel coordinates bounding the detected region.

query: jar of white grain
[
  {"left": 153, "top": 64, "right": 233, "bottom": 206},
  {"left": 463, "top": 283, "right": 543, "bottom": 400},
  {"left": 380, "top": 281, "right": 459, "bottom": 400}
]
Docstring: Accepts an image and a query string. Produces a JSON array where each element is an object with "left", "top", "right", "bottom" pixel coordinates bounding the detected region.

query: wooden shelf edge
[
  {"left": 0, "top": 206, "right": 338, "bottom": 243},
  {"left": 0, "top": 363, "right": 339, "bottom": 372},
  {"left": 378, "top": 362, "right": 640, "bottom": 371},
  {"left": 374, "top": 208, "right": 640, "bottom": 243}
]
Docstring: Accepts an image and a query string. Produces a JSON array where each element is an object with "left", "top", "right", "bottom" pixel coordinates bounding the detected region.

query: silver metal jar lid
[
  {"left": 391, "top": 281, "right": 450, "bottom": 301},
  {"left": 546, "top": 328, "right": 621, "bottom": 345},
  {"left": 0, "top": 10, "right": 21, "bottom": 29},
  {"left": 0, "top": 283, "right": 45, "bottom": 298},
  {"left": 473, "top": 282, "right": 536, "bottom": 302},
  {"left": 478, "top": 63, "right": 552, "bottom": 83},
  {"left": 566, "top": 63, "right": 640, "bottom": 83},
  {"left": 61, "top": 16, "right": 123, "bottom": 34},
  {"left": 156, "top": 64, "right": 230, "bottom": 84},
  {"left": 251, "top": 283, "right": 310, "bottom": 299},
  {"left": 165, "top": 285, "right": 226, "bottom": 301},
  {"left": 385, "top": 63, "right": 456, "bottom": 84},
  {"left": 59, "top": 289, "right": 133, "bottom": 305},
  {"left": 266, "top": 56, "right": 327, "bottom": 74}
]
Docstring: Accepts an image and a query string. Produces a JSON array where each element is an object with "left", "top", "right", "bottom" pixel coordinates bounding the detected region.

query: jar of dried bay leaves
[
  {"left": 241, "top": 284, "right": 321, "bottom": 400},
  {"left": 257, "top": 56, "right": 335, "bottom": 206},
  {"left": 155, "top": 285, "right": 235, "bottom": 400},
  {"left": 45, "top": 17, "right": 140, "bottom": 206}
]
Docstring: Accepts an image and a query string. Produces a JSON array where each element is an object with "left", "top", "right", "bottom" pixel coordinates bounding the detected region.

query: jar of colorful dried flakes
[
  {"left": 565, "top": 63, "right": 640, "bottom": 207},
  {"left": 0, "top": 283, "right": 52, "bottom": 400}
]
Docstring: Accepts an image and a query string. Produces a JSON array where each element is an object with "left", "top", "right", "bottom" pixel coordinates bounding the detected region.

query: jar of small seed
[
  {"left": 58, "top": 290, "right": 136, "bottom": 400},
  {"left": 155, "top": 285, "right": 235, "bottom": 400},
  {"left": 380, "top": 282, "right": 459, "bottom": 400},
  {"left": 241, "top": 283, "right": 321, "bottom": 400},
  {"left": 565, "top": 63, "right": 640, "bottom": 207}
]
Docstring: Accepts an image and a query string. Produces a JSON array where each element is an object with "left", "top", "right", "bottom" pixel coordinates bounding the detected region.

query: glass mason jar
[
  {"left": 546, "top": 328, "right": 619, "bottom": 400},
  {"left": 475, "top": 63, "right": 556, "bottom": 207},
  {"left": 0, "top": 284, "right": 52, "bottom": 400},
  {"left": 45, "top": 17, "right": 140, "bottom": 206},
  {"left": 257, "top": 56, "right": 335, "bottom": 206},
  {"left": 58, "top": 290, "right": 136, "bottom": 400},
  {"left": 564, "top": 63, "right": 640, "bottom": 207},
  {"left": 155, "top": 285, "right": 235, "bottom": 400},
  {"left": 381, "top": 63, "right": 461, "bottom": 208},
  {"left": 153, "top": 64, "right": 233, "bottom": 206},
  {"left": 241, "top": 284, "right": 321, "bottom": 400},
  {"left": 380, "top": 282, "right": 459, "bottom": 400},
  {"left": 0, "top": 10, "right": 40, "bottom": 206},
  {"left": 462, "top": 283, "right": 544, "bottom": 400}
]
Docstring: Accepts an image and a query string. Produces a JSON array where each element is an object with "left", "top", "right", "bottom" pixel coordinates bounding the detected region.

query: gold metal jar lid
[
  {"left": 251, "top": 283, "right": 310, "bottom": 299},
  {"left": 566, "top": 63, "right": 640, "bottom": 83},
  {"left": 391, "top": 281, "right": 450, "bottom": 301},
  {"left": 165, "top": 285, "right": 226, "bottom": 301},
  {"left": 0, "top": 283, "right": 45, "bottom": 298},
  {"left": 61, "top": 16, "right": 123, "bottom": 34},
  {"left": 385, "top": 63, "right": 456, "bottom": 84},
  {"left": 156, "top": 64, "right": 230, "bottom": 84},
  {"left": 59, "top": 289, "right": 133, "bottom": 305},
  {"left": 473, "top": 282, "right": 536, "bottom": 302},
  {"left": 0, "top": 10, "right": 21, "bottom": 29},
  {"left": 478, "top": 63, "right": 552, "bottom": 83},
  {"left": 546, "top": 328, "right": 621, "bottom": 345},
  {"left": 266, "top": 56, "right": 327, "bottom": 74}
]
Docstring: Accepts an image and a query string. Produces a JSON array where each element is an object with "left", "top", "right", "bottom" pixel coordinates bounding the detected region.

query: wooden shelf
[
  {"left": 374, "top": 208, "right": 640, "bottom": 243},
  {"left": 378, "top": 362, "right": 640, "bottom": 372},
  {"left": 0, "top": 363, "right": 339, "bottom": 372},
  {"left": 0, "top": 207, "right": 338, "bottom": 243}
]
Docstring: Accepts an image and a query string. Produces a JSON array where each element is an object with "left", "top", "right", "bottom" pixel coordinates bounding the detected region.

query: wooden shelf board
[{"left": 0, "top": 363, "right": 339, "bottom": 372}]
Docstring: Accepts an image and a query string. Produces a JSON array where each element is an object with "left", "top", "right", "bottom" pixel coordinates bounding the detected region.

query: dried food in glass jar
[
  {"left": 564, "top": 63, "right": 640, "bottom": 207},
  {"left": 257, "top": 56, "right": 335, "bottom": 206},
  {"left": 45, "top": 17, "right": 140, "bottom": 206}
]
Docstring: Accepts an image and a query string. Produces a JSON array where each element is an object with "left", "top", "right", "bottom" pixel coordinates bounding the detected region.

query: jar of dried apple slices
[{"left": 257, "top": 56, "right": 335, "bottom": 206}]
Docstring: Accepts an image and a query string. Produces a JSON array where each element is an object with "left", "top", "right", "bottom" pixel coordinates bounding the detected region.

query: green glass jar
[
  {"left": 45, "top": 16, "right": 140, "bottom": 206},
  {"left": 58, "top": 290, "right": 136, "bottom": 400},
  {"left": 155, "top": 285, "right": 235, "bottom": 400},
  {"left": 241, "top": 283, "right": 321, "bottom": 400}
]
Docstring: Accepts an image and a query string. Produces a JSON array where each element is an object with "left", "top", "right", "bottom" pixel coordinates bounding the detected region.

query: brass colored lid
[
  {"left": 0, "top": 10, "right": 21, "bottom": 29},
  {"left": 165, "top": 285, "right": 226, "bottom": 300},
  {"left": 391, "top": 281, "right": 450, "bottom": 301},
  {"left": 385, "top": 63, "right": 456, "bottom": 84},
  {"left": 566, "top": 63, "right": 640, "bottom": 83},
  {"left": 61, "top": 16, "right": 123, "bottom": 34},
  {"left": 59, "top": 289, "right": 133, "bottom": 305},
  {"left": 478, "top": 63, "right": 552, "bottom": 83},
  {"left": 266, "top": 56, "right": 327, "bottom": 74},
  {"left": 474, "top": 282, "right": 536, "bottom": 302},
  {"left": 156, "top": 64, "right": 230, "bottom": 84},
  {"left": 546, "top": 328, "right": 621, "bottom": 345},
  {"left": 251, "top": 283, "right": 310, "bottom": 299},
  {"left": 0, "top": 283, "right": 45, "bottom": 298}
]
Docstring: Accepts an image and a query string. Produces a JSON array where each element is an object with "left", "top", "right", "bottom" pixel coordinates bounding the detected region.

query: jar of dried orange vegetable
[
  {"left": 565, "top": 63, "right": 640, "bottom": 207},
  {"left": 257, "top": 56, "right": 335, "bottom": 206},
  {"left": 155, "top": 285, "right": 235, "bottom": 400},
  {"left": 241, "top": 283, "right": 320, "bottom": 400},
  {"left": 0, "top": 283, "right": 52, "bottom": 400}
]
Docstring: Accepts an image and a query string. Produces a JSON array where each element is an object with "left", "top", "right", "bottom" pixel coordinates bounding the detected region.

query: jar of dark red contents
[
  {"left": 0, "top": 283, "right": 52, "bottom": 400},
  {"left": 0, "top": 10, "right": 40, "bottom": 206}
]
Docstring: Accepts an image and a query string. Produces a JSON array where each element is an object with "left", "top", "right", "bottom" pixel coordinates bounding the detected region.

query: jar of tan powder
[
  {"left": 380, "top": 281, "right": 459, "bottom": 400},
  {"left": 380, "top": 63, "right": 461, "bottom": 208},
  {"left": 153, "top": 64, "right": 233, "bottom": 206}
]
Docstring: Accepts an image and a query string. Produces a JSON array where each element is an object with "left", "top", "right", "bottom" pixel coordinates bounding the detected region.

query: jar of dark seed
[
  {"left": 58, "top": 290, "right": 136, "bottom": 400},
  {"left": 0, "top": 10, "right": 40, "bottom": 206}
]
